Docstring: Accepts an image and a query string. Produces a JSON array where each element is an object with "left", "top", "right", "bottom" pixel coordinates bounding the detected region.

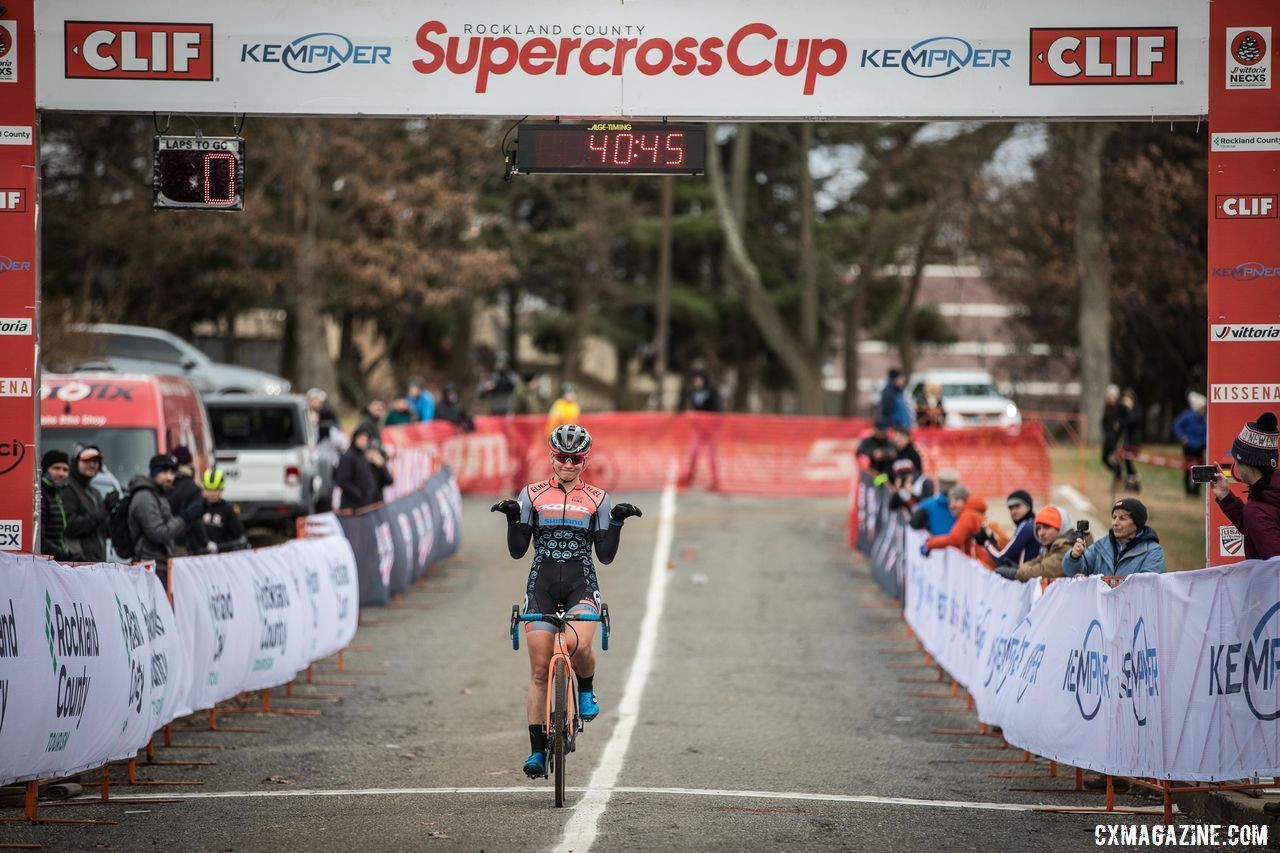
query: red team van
[{"left": 40, "top": 373, "right": 213, "bottom": 490}]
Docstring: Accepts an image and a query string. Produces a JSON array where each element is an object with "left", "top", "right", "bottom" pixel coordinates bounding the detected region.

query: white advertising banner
[
  {"left": 35, "top": 0, "right": 1208, "bottom": 119},
  {"left": 902, "top": 541, "right": 1280, "bottom": 781},
  {"left": 903, "top": 531, "right": 1039, "bottom": 721},
  {"left": 0, "top": 555, "right": 188, "bottom": 786},
  {"left": 172, "top": 534, "right": 359, "bottom": 711}
]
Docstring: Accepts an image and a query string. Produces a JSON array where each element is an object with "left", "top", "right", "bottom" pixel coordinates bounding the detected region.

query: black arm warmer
[
  {"left": 507, "top": 521, "right": 533, "bottom": 559},
  {"left": 594, "top": 521, "right": 622, "bottom": 565}
]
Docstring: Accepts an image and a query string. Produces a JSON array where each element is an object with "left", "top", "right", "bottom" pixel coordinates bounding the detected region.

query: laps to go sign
[
  {"left": 153, "top": 136, "right": 245, "bottom": 211},
  {"left": 510, "top": 123, "right": 706, "bottom": 176}
]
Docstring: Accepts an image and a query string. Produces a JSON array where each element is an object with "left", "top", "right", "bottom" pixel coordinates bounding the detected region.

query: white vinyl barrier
[
  {"left": 903, "top": 538, "right": 1280, "bottom": 782},
  {"left": 171, "top": 535, "right": 359, "bottom": 711},
  {"left": 0, "top": 555, "right": 190, "bottom": 786},
  {"left": 0, "top": 532, "right": 359, "bottom": 786}
]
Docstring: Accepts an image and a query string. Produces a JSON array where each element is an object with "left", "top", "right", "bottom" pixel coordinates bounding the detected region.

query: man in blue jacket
[
  {"left": 879, "top": 368, "right": 913, "bottom": 430},
  {"left": 1062, "top": 498, "right": 1166, "bottom": 577},
  {"left": 908, "top": 469, "right": 960, "bottom": 535},
  {"left": 1173, "top": 391, "right": 1207, "bottom": 497}
]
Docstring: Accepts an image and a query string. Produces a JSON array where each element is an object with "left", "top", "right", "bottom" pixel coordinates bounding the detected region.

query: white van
[
  {"left": 204, "top": 395, "right": 331, "bottom": 529},
  {"left": 907, "top": 368, "right": 1022, "bottom": 428}
]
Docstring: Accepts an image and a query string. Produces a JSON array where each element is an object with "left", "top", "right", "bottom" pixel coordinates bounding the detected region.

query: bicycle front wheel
[{"left": 552, "top": 658, "right": 568, "bottom": 808}]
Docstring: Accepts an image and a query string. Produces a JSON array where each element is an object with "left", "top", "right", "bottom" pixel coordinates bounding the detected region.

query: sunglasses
[{"left": 552, "top": 453, "right": 587, "bottom": 465}]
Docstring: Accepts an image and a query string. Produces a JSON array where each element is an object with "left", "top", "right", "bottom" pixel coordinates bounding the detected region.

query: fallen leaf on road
[
  {"left": 400, "top": 753, "right": 416, "bottom": 760},
  {"left": 428, "top": 831, "right": 449, "bottom": 839},
  {"left": 460, "top": 687, "right": 472, "bottom": 695},
  {"left": 262, "top": 776, "right": 294, "bottom": 785}
]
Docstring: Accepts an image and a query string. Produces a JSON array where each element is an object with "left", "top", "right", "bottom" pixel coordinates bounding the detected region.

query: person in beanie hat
[
  {"left": 909, "top": 469, "right": 959, "bottom": 535},
  {"left": 1063, "top": 497, "right": 1165, "bottom": 576},
  {"left": 999, "top": 505, "right": 1098, "bottom": 581},
  {"left": 167, "top": 445, "right": 209, "bottom": 555},
  {"left": 977, "top": 488, "right": 1042, "bottom": 568},
  {"left": 39, "top": 449, "right": 73, "bottom": 560},
  {"left": 127, "top": 453, "right": 204, "bottom": 577},
  {"left": 1212, "top": 412, "right": 1280, "bottom": 560}
]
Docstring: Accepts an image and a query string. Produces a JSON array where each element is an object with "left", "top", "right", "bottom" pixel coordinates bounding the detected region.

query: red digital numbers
[
  {"left": 586, "top": 132, "right": 687, "bottom": 167},
  {"left": 203, "top": 152, "right": 237, "bottom": 206}
]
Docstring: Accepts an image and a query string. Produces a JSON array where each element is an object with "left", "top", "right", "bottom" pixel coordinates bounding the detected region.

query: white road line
[
  {"left": 67, "top": 786, "right": 1175, "bottom": 815},
  {"left": 553, "top": 475, "right": 678, "bottom": 853}
]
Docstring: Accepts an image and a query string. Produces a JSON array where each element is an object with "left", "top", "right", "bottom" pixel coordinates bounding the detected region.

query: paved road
[{"left": 5, "top": 489, "right": 1225, "bottom": 852}]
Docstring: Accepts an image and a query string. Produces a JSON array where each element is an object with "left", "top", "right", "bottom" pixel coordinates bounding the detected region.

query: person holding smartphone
[{"left": 1212, "top": 412, "right": 1280, "bottom": 561}]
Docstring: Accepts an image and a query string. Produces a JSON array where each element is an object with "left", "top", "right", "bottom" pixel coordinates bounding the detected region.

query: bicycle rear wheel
[{"left": 552, "top": 658, "right": 568, "bottom": 808}]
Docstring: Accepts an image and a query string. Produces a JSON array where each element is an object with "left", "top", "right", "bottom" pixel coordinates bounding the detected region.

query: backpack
[{"left": 108, "top": 492, "right": 136, "bottom": 560}]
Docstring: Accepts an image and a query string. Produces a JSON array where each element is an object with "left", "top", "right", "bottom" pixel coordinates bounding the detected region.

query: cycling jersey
[{"left": 510, "top": 477, "right": 619, "bottom": 629}]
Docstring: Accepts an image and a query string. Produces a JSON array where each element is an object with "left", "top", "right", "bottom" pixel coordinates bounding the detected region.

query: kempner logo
[
  {"left": 1119, "top": 617, "right": 1159, "bottom": 726},
  {"left": 1216, "top": 195, "right": 1276, "bottom": 219},
  {"left": 1212, "top": 324, "right": 1280, "bottom": 341},
  {"left": 65, "top": 22, "right": 214, "bottom": 80},
  {"left": 240, "top": 32, "right": 391, "bottom": 73},
  {"left": 1212, "top": 384, "right": 1280, "bottom": 404},
  {"left": 1029, "top": 28, "right": 1177, "bottom": 85},
  {"left": 0, "top": 20, "right": 18, "bottom": 84},
  {"left": 413, "top": 21, "right": 847, "bottom": 95},
  {"left": 859, "top": 37, "right": 1012, "bottom": 78},
  {"left": 1208, "top": 601, "right": 1280, "bottom": 720},
  {"left": 1227, "top": 27, "right": 1270, "bottom": 90},
  {"left": 1220, "top": 525, "right": 1244, "bottom": 557},
  {"left": 1062, "top": 619, "right": 1109, "bottom": 720},
  {"left": 1211, "top": 261, "right": 1280, "bottom": 281}
]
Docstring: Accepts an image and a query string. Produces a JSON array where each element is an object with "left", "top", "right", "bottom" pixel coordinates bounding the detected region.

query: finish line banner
[
  {"left": 892, "top": 527, "right": 1280, "bottom": 781},
  {"left": 0, "top": 555, "right": 191, "bottom": 787},
  {"left": 35, "top": 1, "right": 1207, "bottom": 119}
]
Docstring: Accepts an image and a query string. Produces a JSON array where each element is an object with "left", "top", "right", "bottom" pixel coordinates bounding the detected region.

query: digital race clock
[
  {"left": 153, "top": 135, "right": 245, "bottom": 211},
  {"left": 509, "top": 123, "right": 705, "bottom": 176}
]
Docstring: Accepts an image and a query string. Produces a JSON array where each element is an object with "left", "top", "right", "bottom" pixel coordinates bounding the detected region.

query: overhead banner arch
[
  {"left": 3, "top": 1, "right": 1276, "bottom": 567},
  {"left": 34, "top": 0, "right": 1208, "bottom": 119}
]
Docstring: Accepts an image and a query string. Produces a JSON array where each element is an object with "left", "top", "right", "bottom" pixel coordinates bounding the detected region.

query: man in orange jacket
[{"left": 922, "top": 485, "right": 1004, "bottom": 568}]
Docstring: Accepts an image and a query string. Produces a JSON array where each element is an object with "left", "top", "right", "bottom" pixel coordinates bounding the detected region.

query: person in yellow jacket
[{"left": 546, "top": 383, "right": 581, "bottom": 435}]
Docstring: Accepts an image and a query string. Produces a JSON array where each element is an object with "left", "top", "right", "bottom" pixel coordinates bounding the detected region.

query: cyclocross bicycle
[{"left": 511, "top": 604, "right": 610, "bottom": 808}]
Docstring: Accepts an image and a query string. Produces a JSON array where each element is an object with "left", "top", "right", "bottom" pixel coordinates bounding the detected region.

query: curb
[{"left": 1175, "top": 789, "right": 1279, "bottom": 848}]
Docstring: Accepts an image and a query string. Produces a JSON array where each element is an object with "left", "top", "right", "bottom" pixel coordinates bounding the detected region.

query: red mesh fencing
[{"left": 381, "top": 414, "right": 1050, "bottom": 501}]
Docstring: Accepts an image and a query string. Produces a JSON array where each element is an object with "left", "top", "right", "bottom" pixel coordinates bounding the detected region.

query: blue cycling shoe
[
  {"left": 579, "top": 690, "right": 600, "bottom": 721},
  {"left": 523, "top": 750, "right": 547, "bottom": 778}
]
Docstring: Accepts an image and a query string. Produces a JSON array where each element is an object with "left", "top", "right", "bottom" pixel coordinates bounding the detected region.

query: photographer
[
  {"left": 1212, "top": 412, "right": 1280, "bottom": 560},
  {"left": 1062, "top": 498, "right": 1165, "bottom": 577},
  {"left": 995, "top": 506, "right": 1094, "bottom": 581}
]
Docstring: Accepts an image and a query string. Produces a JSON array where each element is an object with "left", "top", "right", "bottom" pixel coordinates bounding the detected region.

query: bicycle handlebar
[{"left": 510, "top": 605, "right": 610, "bottom": 652}]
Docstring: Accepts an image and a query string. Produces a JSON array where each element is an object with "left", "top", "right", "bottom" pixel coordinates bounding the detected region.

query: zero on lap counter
[{"left": 152, "top": 135, "right": 245, "bottom": 211}]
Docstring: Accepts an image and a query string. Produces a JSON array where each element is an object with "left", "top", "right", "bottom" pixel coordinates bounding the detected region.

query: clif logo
[
  {"left": 1030, "top": 28, "right": 1177, "bottom": 85},
  {"left": 1216, "top": 195, "right": 1276, "bottom": 219},
  {"left": 65, "top": 22, "right": 214, "bottom": 80},
  {"left": 1227, "top": 27, "right": 1271, "bottom": 90},
  {"left": 0, "top": 189, "right": 26, "bottom": 213}
]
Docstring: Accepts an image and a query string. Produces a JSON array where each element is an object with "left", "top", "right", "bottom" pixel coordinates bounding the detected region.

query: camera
[
  {"left": 1076, "top": 520, "right": 1089, "bottom": 535},
  {"left": 1189, "top": 464, "right": 1221, "bottom": 484}
]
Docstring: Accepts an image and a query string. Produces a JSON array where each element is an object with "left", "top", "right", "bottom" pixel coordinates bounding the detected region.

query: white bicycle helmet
[{"left": 549, "top": 423, "right": 592, "bottom": 455}]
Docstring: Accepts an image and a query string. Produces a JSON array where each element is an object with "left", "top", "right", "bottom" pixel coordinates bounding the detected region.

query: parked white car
[
  {"left": 205, "top": 394, "right": 332, "bottom": 529},
  {"left": 907, "top": 369, "right": 1021, "bottom": 428}
]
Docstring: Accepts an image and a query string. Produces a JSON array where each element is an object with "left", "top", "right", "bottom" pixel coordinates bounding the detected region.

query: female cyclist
[{"left": 491, "top": 423, "right": 642, "bottom": 778}]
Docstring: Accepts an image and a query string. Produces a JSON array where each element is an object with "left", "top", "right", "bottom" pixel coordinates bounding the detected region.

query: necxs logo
[
  {"left": 1208, "top": 601, "right": 1280, "bottom": 721},
  {"left": 1030, "top": 27, "right": 1177, "bottom": 85},
  {"left": 64, "top": 22, "right": 214, "bottom": 80},
  {"left": 1215, "top": 195, "right": 1277, "bottom": 219}
]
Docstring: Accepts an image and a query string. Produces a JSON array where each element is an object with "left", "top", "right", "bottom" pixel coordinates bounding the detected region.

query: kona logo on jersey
[
  {"left": 1030, "top": 28, "right": 1177, "bottom": 85},
  {"left": 1226, "top": 27, "right": 1270, "bottom": 90},
  {"left": 64, "top": 22, "right": 214, "bottom": 80},
  {"left": 1216, "top": 195, "right": 1276, "bottom": 219}
]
